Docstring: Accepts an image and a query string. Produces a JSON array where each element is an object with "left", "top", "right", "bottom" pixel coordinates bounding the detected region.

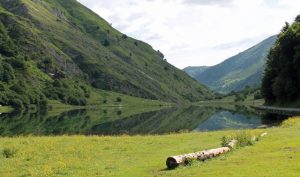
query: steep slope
[
  {"left": 0, "top": 0, "right": 213, "bottom": 109},
  {"left": 183, "top": 66, "right": 209, "bottom": 78},
  {"left": 184, "top": 36, "right": 277, "bottom": 93}
]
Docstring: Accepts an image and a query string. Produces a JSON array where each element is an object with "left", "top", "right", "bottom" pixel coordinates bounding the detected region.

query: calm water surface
[{"left": 0, "top": 105, "right": 286, "bottom": 136}]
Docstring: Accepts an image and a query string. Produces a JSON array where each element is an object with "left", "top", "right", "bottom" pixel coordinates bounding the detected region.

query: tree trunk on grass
[{"left": 166, "top": 139, "right": 237, "bottom": 169}]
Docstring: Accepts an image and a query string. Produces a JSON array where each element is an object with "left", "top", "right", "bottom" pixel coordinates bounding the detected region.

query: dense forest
[{"left": 262, "top": 15, "right": 300, "bottom": 105}]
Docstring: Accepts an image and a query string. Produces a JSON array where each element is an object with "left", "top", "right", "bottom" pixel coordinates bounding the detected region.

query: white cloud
[{"left": 78, "top": 0, "right": 300, "bottom": 69}]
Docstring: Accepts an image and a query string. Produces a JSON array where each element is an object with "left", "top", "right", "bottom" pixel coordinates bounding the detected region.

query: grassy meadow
[
  {"left": 1, "top": 118, "right": 300, "bottom": 177},
  {"left": 47, "top": 88, "right": 170, "bottom": 114}
]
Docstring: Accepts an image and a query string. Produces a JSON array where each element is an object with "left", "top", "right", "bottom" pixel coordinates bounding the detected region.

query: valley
[
  {"left": 0, "top": 0, "right": 300, "bottom": 177},
  {"left": 184, "top": 36, "right": 277, "bottom": 93}
]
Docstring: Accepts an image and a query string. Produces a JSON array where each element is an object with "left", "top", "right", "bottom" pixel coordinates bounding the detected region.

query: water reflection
[
  {"left": 0, "top": 105, "right": 286, "bottom": 136},
  {"left": 194, "top": 111, "right": 261, "bottom": 131}
]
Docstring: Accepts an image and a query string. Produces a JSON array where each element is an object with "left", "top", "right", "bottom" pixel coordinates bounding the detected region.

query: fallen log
[
  {"left": 166, "top": 132, "right": 268, "bottom": 169},
  {"left": 166, "top": 139, "right": 237, "bottom": 169}
]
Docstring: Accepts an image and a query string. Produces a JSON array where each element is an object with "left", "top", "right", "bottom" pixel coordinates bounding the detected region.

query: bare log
[
  {"left": 166, "top": 132, "right": 267, "bottom": 169},
  {"left": 166, "top": 140, "right": 237, "bottom": 169}
]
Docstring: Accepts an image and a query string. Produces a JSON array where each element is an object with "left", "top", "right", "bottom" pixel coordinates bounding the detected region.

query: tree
[
  {"left": 261, "top": 15, "right": 300, "bottom": 104},
  {"left": 1, "top": 63, "right": 15, "bottom": 83},
  {"left": 295, "top": 15, "right": 300, "bottom": 22},
  {"left": 157, "top": 50, "right": 164, "bottom": 59},
  {"left": 102, "top": 39, "right": 110, "bottom": 47},
  {"left": 9, "top": 99, "right": 24, "bottom": 110},
  {"left": 281, "top": 22, "right": 290, "bottom": 33},
  {"left": 116, "top": 97, "right": 122, "bottom": 102}
]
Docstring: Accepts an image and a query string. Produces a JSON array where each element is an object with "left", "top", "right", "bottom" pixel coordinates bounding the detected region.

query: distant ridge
[{"left": 184, "top": 36, "right": 277, "bottom": 93}]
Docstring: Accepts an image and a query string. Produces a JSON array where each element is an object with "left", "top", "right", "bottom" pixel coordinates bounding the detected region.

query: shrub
[
  {"left": 0, "top": 83, "right": 5, "bottom": 91},
  {"left": 117, "top": 110, "right": 122, "bottom": 115},
  {"left": 79, "top": 99, "right": 87, "bottom": 106},
  {"left": 116, "top": 97, "right": 122, "bottom": 102},
  {"left": 221, "top": 136, "right": 232, "bottom": 147},
  {"left": 296, "top": 15, "right": 300, "bottom": 22},
  {"left": 1, "top": 63, "right": 15, "bottom": 83},
  {"left": 102, "top": 39, "right": 110, "bottom": 47},
  {"left": 221, "top": 132, "right": 255, "bottom": 148},
  {"left": 254, "top": 91, "right": 262, "bottom": 100},
  {"left": 8, "top": 99, "right": 24, "bottom": 110},
  {"left": 235, "top": 132, "right": 254, "bottom": 148},
  {"left": 184, "top": 157, "right": 197, "bottom": 166},
  {"left": 8, "top": 57, "right": 27, "bottom": 70},
  {"left": 157, "top": 50, "right": 164, "bottom": 59},
  {"left": 10, "top": 83, "right": 25, "bottom": 94},
  {"left": 2, "top": 147, "right": 17, "bottom": 158}
]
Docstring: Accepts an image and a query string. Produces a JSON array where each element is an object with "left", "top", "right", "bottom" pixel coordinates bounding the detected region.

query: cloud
[
  {"left": 212, "top": 35, "right": 267, "bottom": 50},
  {"left": 78, "top": 0, "right": 300, "bottom": 68},
  {"left": 181, "top": 0, "right": 233, "bottom": 6}
]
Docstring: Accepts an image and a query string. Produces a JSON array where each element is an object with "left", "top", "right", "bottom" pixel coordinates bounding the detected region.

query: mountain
[
  {"left": 183, "top": 66, "right": 209, "bottom": 78},
  {"left": 262, "top": 17, "right": 300, "bottom": 105},
  {"left": 0, "top": 0, "right": 213, "bottom": 109},
  {"left": 184, "top": 36, "right": 277, "bottom": 93}
]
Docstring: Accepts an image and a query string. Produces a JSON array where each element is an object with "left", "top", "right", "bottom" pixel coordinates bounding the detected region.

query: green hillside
[
  {"left": 183, "top": 66, "right": 208, "bottom": 78},
  {"left": 262, "top": 16, "right": 300, "bottom": 106},
  {"left": 0, "top": 0, "right": 213, "bottom": 109},
  {"left": 184, "top": 36, "right": 277, "bottom": 93}
]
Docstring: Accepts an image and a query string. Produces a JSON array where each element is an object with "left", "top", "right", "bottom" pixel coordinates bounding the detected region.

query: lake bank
[{"left": 1, "top": 117, "right": 299, "bottom": 177}]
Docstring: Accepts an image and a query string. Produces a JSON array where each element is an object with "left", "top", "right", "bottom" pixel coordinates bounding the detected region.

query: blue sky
[{"left": 78, "top": 0, "right": 300, "bottom": 69}]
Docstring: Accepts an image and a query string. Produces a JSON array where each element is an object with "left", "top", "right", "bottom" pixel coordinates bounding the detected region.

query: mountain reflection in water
[{"left": 0, "top": 105, "right": 286, "bottom": 136}]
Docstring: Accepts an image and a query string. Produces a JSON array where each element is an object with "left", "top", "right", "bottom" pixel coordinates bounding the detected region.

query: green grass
[
  {"left": 46, "top": 88, "right": 171, "bottom": 116},
  {"left": 0, "top": 106, "right": 13, "bottom": 113},
  {"left": 198, "top": 93, "right": 264, "bottom": 108},
  {"left": 1, "top": 118, "right": 300, "bottom": 176},
  {"left": 86, "top": 89, "right": 171, "bottom": 107}
]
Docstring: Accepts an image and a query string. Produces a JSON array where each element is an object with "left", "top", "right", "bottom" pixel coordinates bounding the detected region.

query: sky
[{"left": 78, "top": 0, "right": 300, "bottom": 69}]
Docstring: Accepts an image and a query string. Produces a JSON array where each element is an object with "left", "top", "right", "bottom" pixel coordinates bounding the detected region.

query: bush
[
  {"left": 221, "top": 132, "right": 255, "bottom": 148},
  {"left": 184, "top": 157, "right": 197, "bottom": 166},
  {"left": 235, "top": 132, "right": 254, "bottom": 148},
  {"left": 235, "top": 94, "right": 245, "bottom": 102},
  {"left": 8, "top": 57, "right": 27, "bottom": 70},
  {"left": 102, "top": 39, "right": 110, "bottom": 47},
  {"left": 117, "top": 110, "right": 122, "bottom": 115},
  {"left": 0, "top": 83, "right": 5, "bottom": 91},
  {"left": 296, "top": 15, "right": 300, "bottom": 22},
  {"left": 1, "top": 63, "right": 15, "bottom": 83},
  {"left": 116, "top": 97, "right": 122, "bottom": 102},
  {"left": 254, "top": 91, "right": 262, "bottom": 100},
  {"left": 2, "top": 147, "right": 17, "bottom": 158},
  {"left": 10, "top": 83, "right": 25, "bottom": 94},
  {"left": 8, "top": 99, "right": 24, "bottom": 110},
  {"left": 221, "top": 136, "right": 232, "bottom": 147}
]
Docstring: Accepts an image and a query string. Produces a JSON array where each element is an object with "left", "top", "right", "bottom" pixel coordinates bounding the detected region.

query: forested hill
[
  {"left": 184, "top": 36, "right": 277, "bottom": 93},
  {"left": 0, "top": 0, "right": 213, "bottom": 109},
  {"left": 262, "top": 16, "right": 300, "bottom": 105}
]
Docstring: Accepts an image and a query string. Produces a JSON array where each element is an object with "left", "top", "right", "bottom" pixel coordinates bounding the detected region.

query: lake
[{"left": 0, "top": 105, "right": 287, "bottom": 136}]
